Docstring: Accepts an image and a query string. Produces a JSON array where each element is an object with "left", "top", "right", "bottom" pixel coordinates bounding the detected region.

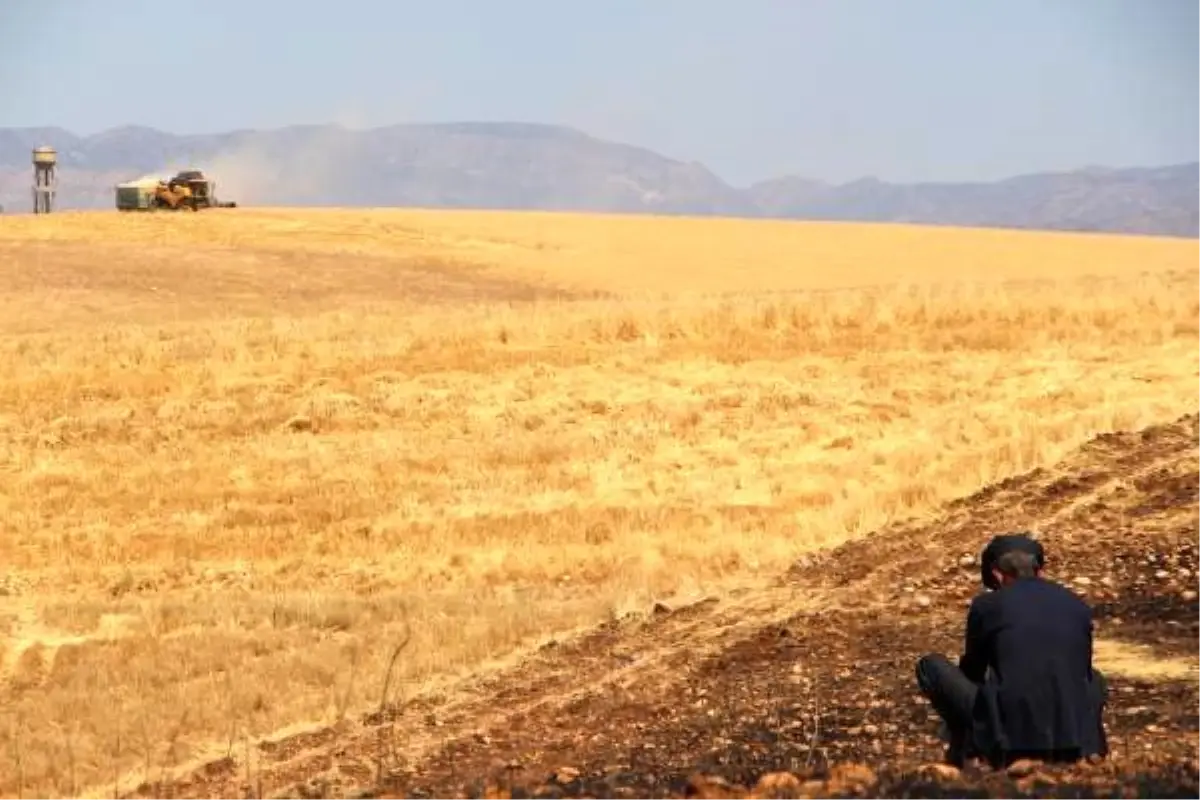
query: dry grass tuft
[{"left": 0, "top": 208, "right": 1196, "bottom": 796}]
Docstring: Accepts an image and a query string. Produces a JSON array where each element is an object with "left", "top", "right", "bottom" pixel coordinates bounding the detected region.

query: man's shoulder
[
  {"left": 1028, "top": 576, "right": 1088, "bottom": 599},
  {"left": 1037, "top": 577, "right": 1094, "bottom": 611},
  {"left": 1001, "top": 578, "right": 1094, "bottom": 614}
]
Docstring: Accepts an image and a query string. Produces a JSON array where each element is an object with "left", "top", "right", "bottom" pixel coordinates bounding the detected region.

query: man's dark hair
[
  {"left": 993, "top": 549, "right": 1040, "bottom": 580},
  {"left": 980, "top": 533, "right": 1046, "bottom": 589}
]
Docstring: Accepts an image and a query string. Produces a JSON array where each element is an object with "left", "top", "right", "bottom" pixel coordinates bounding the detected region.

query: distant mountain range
[{"left": 0, "top": 123, "right": 1196, "bottom": 237}]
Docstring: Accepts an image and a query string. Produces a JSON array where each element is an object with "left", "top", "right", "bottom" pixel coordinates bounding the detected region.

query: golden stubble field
[{"left": 0, "top": 208, "right": 1197, "bottom": 797}]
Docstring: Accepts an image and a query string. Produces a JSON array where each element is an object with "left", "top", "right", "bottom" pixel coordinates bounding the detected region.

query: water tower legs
[{"left": 32, "top": 147, "right": 58, "bottom": 214}]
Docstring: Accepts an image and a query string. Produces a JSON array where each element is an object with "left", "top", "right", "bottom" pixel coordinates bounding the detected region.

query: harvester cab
[{"left": 154, "top": 177, "right": 195, "bottom": 209}]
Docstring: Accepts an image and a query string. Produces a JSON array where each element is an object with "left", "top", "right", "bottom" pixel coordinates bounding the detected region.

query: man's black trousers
[{"left": 915, "top": 653, "right": 1109, "bottom": 768}]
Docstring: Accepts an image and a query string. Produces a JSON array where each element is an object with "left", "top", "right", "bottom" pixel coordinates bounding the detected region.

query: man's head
[{"left": 980, "top": 533, "right": 1045, "bottom": 590}]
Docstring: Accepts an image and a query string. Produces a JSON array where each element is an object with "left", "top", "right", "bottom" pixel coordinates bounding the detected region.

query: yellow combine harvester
[{"left": 115, "top": 169, "right": 238, "bottom": 212}]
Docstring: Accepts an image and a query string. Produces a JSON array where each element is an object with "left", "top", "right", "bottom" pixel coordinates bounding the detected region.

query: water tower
[{"left": 32, "top": 146, "right": 58, "bottom": 214}]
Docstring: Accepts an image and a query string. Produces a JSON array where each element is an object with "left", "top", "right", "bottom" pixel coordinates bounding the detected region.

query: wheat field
[{"left": 0, "top": 208, "right": 1196, "bottom": 797}]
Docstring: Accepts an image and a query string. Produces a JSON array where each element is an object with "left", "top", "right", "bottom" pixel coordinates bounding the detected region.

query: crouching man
[{"left": 915, "top": 533, "right": 1109, "bottom": 770}]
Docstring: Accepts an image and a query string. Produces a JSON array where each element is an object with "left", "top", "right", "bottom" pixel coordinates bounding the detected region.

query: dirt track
[{"left": 133, "top": 414, "right": 1199, "bottom": 799}]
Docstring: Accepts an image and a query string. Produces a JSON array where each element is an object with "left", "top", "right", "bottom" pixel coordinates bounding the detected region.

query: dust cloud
[{"left": 200, "top": 123, "right": 362, "bottom": 207}]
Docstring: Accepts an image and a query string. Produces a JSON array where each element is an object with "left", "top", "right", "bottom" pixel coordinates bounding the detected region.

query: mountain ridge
[{"left": 1, "top": 123, "right": 1195, "bottom": 237}]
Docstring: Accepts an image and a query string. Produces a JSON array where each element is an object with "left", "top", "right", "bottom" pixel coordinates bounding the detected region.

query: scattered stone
[
  {"left": 1006, "top": 759, "right": 1039, "bottom": 778},
  {"left": 918, "top": 763, "right": 962, "bottom": 781},
  {"left": 799, "top": 779, "right": 825, "bottom": 796},
  {"left": 752, "top": 771, "right": 802, "bottom": 797},
  {"left": 826, "top": 763, "right": 877, "bottom": 792},
  {"left": 686, "top": 773, "right": 742, "bottom": 799},
  {"left": 553, "top": 766, "right": 580, "bottom": 784}
]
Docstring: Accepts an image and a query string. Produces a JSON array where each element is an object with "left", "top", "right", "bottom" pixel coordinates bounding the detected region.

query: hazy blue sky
[{"left": 1, "top": 0, "right": 1195, "bottom": 184}]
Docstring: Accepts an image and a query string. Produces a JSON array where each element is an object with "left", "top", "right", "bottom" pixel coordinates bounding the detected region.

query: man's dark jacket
[{"left": 960, "top": 576, "right": 1107, "bottom": 764}]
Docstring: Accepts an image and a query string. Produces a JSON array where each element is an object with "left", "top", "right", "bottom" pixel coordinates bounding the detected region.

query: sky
[{"left": 0, "top": 0, "right": 1195, "bottom": 185}]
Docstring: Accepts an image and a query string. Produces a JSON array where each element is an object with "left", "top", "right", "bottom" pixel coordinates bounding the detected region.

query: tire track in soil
[{"left": 111, "top": 583, "right": 842, "bottom": 799}]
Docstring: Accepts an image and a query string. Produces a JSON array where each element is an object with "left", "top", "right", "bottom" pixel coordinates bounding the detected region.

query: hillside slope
[
  {"left": 128, "top": 413, "right": 1200, "bottom": 799},
  {"left": 747, "top": 164, "right": 1200, "bottom": 237},
  {"left": 0, "top": 124, "right": 1195, "bottom": 236}
]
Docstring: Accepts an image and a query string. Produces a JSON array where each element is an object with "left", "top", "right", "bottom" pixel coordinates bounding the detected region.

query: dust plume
[{"left": 201, "top": 124, "right": 361, "bottom": 207}]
